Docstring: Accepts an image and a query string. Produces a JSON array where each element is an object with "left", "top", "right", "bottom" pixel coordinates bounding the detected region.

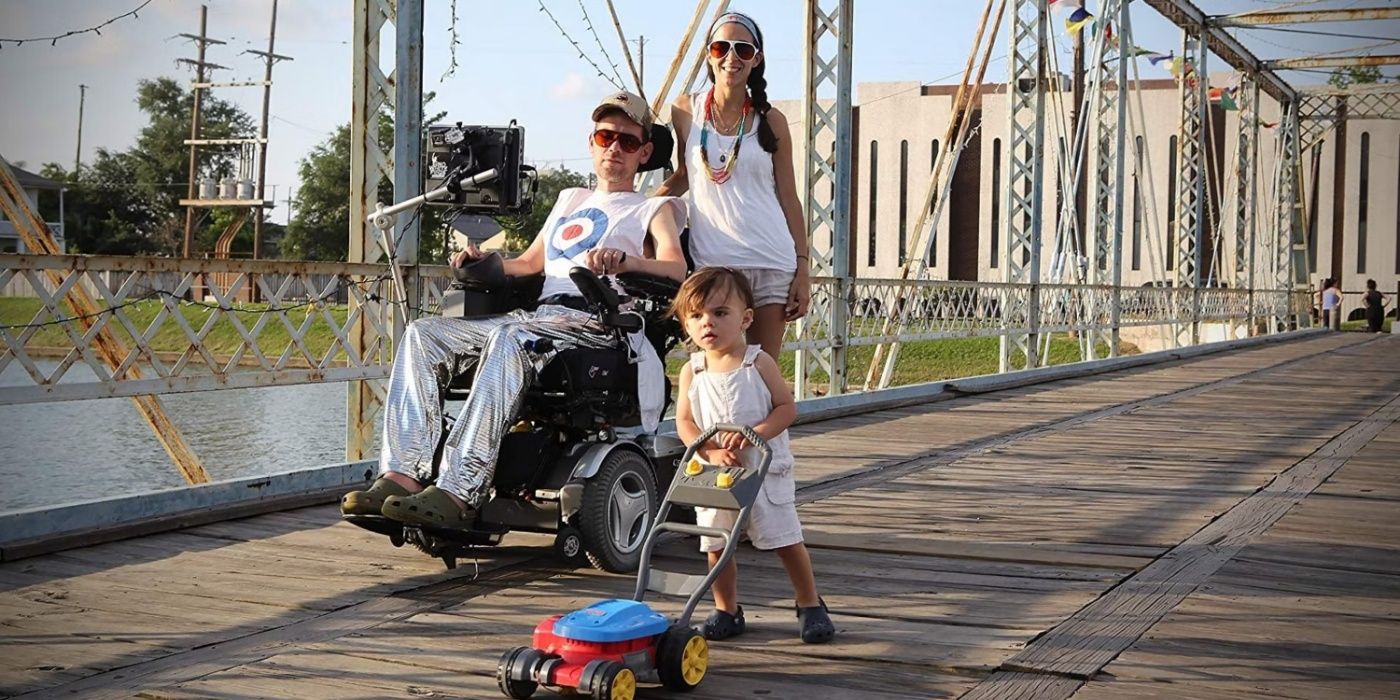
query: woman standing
[
  {"left": 657, "top": 11, "right": 810, "bottom": 359},
  {"left": 1362, "top": 279, "right": 1389, "bottom": 333},
  {"left": 1320, "top": 278, "right": 1342, "bottom": 331}
]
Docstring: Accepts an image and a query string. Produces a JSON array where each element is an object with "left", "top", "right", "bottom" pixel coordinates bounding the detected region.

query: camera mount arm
[{"left": 366, "top": 168, "right": 500, "bottom": 322}]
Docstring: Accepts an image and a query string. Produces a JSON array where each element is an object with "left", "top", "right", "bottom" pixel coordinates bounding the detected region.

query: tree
[
  {"left": 283, "top": 98, "right": 452, "bottom": 263},
  {"left": 493, "top": 167, "right": 590, "bottom": 250},
  {"left": 1327, "top": 65, "right": 1382, "bottom": 90},
  {"left": 42, "top": 77, "right": 255, "bottom": 256}
]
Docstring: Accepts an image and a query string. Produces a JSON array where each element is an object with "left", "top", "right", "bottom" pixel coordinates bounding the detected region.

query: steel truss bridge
[{"left": 0, "top": 0, "right": 1395, "bottom": 487}]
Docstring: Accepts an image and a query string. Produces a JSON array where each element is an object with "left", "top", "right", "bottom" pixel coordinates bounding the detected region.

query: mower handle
[{"left": 632, "top": 423, "right": 773, "bottom": 628}]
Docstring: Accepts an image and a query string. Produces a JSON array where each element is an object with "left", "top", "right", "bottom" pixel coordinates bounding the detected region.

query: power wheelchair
[{"left": 346, "top": 265, "right": 688, "bottom": 573}]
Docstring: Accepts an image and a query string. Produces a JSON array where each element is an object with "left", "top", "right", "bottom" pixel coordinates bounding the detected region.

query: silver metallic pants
[{"left": 378, "top": 305, "right": 615, "bottom": 507}]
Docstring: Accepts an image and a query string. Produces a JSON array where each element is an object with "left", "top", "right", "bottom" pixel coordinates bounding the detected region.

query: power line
[
  {"left": 0, "top": 0, "right": 154, "bottom": 48},
  {"left": 537, "top": 0, "right": 625, "bottom": 90}
]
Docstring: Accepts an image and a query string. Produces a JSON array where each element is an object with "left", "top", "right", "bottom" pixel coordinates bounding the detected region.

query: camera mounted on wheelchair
[{"left": 426, "top": 121, "right": 537, "bottom": 214}]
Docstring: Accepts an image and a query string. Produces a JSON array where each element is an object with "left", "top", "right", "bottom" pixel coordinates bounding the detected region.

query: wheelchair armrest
[
  {"left": 443, "top": 274, "right": 544, "bottom": 317},
  {"left": 616, "top": 271, "right": 681, "bottom": 303},
  {"left": 603, "top": 311, "right": 643, "bottom": 334}
]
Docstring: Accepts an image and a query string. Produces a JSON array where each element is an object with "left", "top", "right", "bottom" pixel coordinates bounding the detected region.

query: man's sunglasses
[
  {"left": 591, "top": 129, "right": 644, "bottom": 153},
  {"left": 708, "top": 40, "right": 758, "bottom": 62}
]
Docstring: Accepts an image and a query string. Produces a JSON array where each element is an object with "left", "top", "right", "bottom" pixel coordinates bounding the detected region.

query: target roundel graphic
[{"left": 546, "top": 207, "right": 610, "bottom": 261}]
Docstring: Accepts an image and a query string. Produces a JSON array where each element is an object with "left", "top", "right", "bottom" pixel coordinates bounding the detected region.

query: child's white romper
[{"left": 689, "top": 345, "right": 804, "bottom": 552}]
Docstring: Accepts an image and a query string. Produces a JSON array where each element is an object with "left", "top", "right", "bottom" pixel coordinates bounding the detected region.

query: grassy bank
[
  {"left": 4, "top": 296, "right": 1135, "bottom": 387},
  {"left": 1, "top": 296, "right": 352, "bottom": 361}
]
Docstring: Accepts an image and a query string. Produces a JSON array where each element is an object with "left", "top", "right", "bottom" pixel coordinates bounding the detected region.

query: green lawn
[
  {"left": 0, "top": 296, "right": 353, "bottom": 361},
  {"left": 1341, "top": 316, "right": 1394, "bottom": 334},
  {"left": 667, "top": 334, "right": 1136, "bottom": 390},
  {"left": 4, "top": 296, "right": 1135, "bottom": 386}
]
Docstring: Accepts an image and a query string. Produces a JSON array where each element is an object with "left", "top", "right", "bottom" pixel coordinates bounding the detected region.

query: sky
[{"left": 1, "top": 0, "right": 1392, "bottom": 226}]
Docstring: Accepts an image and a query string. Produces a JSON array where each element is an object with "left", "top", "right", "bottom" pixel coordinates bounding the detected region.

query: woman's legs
[{"left": 747, "top": 303, "right": 787, "bottom": 359}]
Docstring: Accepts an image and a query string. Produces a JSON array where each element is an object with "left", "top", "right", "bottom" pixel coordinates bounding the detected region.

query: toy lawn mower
[{"left": 495, "top": 423, "right": 773, "bottom": 699}]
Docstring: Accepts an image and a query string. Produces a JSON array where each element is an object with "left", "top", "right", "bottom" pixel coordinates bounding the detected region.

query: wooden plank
[{"left": 986, "top": 395, "right": 1400, "bottom": 683}]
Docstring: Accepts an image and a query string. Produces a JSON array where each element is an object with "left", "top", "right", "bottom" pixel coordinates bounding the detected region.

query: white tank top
[
  {"left": 688, "top": 345, "right": 795, "bottom": 475},
  {"left": 684, "top": 93, "right": 797, "bottom": 273},
  {"left": 538, "top": 188, "right": 678, "bottom": 299}
]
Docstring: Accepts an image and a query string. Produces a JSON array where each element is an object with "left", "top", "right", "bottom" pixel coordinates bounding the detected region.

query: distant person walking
[
  {"left": 1362, "top": 279, "right": 1389, "bottom": 333},
  {"left": 1320, "top": 278, "right": 1342, "bottom": 331}
]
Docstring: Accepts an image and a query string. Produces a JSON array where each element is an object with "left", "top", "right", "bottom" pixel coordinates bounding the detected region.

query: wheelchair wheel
[{"left": 579, "top": 449, "right": 658, "bottom": 573}]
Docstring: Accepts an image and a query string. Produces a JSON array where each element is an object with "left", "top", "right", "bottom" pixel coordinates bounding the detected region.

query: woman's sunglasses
[
  {"left": 708, "top": 39, "right": 758, "bottom": 62},
  {"left": 591, "top": 129, "right": 644, "bottom": 153}
]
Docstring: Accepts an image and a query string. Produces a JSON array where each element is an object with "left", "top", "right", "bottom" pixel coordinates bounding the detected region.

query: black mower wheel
[
  {"left": 656, "top": 624, "right": 708, "bottom": 691},
  {"left": 579, "top": 449, "right": 658, "bottom": 573},
  {"left": 553, "top": 526, "right": 587, "bottom": 566},
  {"left": 496, "top": 646, "right": 541, "bottom": 699},
  {"left": 587, "top": 660, "right": 635, "bottom": 700}
]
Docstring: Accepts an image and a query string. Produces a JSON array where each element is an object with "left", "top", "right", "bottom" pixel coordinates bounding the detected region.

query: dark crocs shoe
[
  {"left": 379, "top": 485, "right": 476, "bottom": 530},
  {"left": 797, "top": 597, "right": 835, "bottom": 644},
  {"left": 702, "top": 607, "right": 746, "bottom": 641},
  {"left": 341, "top": 477, "right": 411, "bottom": 516}
]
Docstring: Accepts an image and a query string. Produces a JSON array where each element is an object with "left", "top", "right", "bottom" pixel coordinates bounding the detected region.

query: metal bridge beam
[
  {"left": 1089, "top": 0, "right": 1128, "bottom": 359},
  {"left": 1272, "top": 100, "right": 1304, "bottom": 330},
  {"left": 1174, "top": 23, "right": 1208, "bottom": 347},
  {"left": 348, "top": 0, "right": 418, "bottom": 461},
  {"left": 1264, "top": 55, "right": 1400, "bottom": 70},
  {"left": 1232, "top": 76, "right": 1261, "bottom": 333},
  {"left": 1141, "top": 0, "right": 1295, "bottom": 104},
  {"left": 1000, "top": 0, "right": 1047, "bottom": 373},
  {"left": 797, "top": 0, "right": 854, "bottom": 397},
  {"left": 1212, "top": 7, "right": 1400, "bottom": 26}
]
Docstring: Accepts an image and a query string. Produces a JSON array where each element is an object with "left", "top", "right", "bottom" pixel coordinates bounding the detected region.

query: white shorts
[
  {"left": 696, "top": 470, "right": 804, "bottom": 552},
  {"left": 735, "top": 268, "right": 794, "bottom": 308}
]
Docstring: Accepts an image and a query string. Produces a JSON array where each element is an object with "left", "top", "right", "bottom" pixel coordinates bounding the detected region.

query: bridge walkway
[{"left": 1, "top": 333, "right": 1395, "bottom": 699}]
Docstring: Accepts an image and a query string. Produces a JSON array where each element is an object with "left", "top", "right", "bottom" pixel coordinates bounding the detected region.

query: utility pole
[
  {"left": 245, "top": 0, "right": 292, "bottom": 261},
  {"left": 635, "top": 35, "right": 646, "bottom": 89},
  {"left": 74, "top": 84, "right": 88, "bottom": 174},
  {"left": 176, "top": 6, "right": 227, "bottom": 258}
]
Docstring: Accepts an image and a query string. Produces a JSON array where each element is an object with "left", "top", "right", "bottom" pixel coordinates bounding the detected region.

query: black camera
[{"left": 425, "top": 122, "right": 537, "bottom": 214}]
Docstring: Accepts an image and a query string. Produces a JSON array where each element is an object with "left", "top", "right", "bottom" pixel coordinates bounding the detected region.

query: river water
[{"left": 0, "top": 360, "right": 374, "bottom": 513}]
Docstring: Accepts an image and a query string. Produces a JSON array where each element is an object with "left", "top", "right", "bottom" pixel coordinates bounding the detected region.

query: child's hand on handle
[
  {"left": 705, "top": 447, "right": 744, "bottom": 468},
  {"left": 715, "top": 430, "right": 749, "bottom": 452}
]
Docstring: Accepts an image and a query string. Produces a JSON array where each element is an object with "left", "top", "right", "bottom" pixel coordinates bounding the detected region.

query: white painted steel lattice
[
  {"left": 1000, "top": 0, "right": 1048, "bottom": 373},
  {"left": 1174, "top": 26, "right": 1207, "bottom": 346},
  {"left": 795, "top": 0, "right": 854, "bottom": 397}
]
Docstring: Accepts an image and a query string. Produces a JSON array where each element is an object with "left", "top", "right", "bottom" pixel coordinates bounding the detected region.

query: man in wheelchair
[{"left": 341, "top": 91, "right": 686, "bottom": 542}]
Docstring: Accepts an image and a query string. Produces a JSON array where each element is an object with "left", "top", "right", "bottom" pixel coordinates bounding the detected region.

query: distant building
[
  {"left": 0, "top": 163, "right": 66, "bottom": 253},
  {"left": 775, "top": 79, "right": 1399, "bottom": 323}
]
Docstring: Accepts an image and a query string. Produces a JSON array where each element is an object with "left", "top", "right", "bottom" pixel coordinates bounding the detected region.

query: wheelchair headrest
[{"left": 639, "top": 123, "right": 673, "bottom": 173}]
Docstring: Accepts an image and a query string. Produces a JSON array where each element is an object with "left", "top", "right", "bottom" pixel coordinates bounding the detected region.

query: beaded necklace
[{"left": 699, "top": 88, "right": 751, "bottom": 185}]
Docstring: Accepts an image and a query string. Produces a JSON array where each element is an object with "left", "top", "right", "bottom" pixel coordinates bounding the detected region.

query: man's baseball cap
[{"left": 591, "top": 91, "right": 653, "bottom": 137}]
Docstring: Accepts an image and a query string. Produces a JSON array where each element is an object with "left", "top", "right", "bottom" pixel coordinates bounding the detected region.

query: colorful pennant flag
[
  {"left": 1066, "top": 8, "right": 1094, "bottom": 34},
  {"left": 1146, "top": 51, "right": 1174, "bottom": 66}
]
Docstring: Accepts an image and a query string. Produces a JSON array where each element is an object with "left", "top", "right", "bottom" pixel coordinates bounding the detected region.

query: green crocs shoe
[
  {"left": 341, "top": 477, "right": 411, "bottom": 516},
  {"left": 380, "top": 485, "right": 476, "bottom": 530}
]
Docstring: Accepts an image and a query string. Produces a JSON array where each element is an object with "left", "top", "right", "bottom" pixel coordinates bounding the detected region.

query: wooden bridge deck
[{"left": 1, "top": 333, "right": 1396, "bottom": 699}]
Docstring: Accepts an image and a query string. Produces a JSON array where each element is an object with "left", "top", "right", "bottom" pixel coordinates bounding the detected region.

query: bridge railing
[
  {"left": 782, "top": 276, "right": 1304, "bottom": 353},
  {"left": 1, "top": 256, "right": 1311, "bottom": 407},
  {"left": 0, "top": 254, "right": 453, "bottom": 405}
]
